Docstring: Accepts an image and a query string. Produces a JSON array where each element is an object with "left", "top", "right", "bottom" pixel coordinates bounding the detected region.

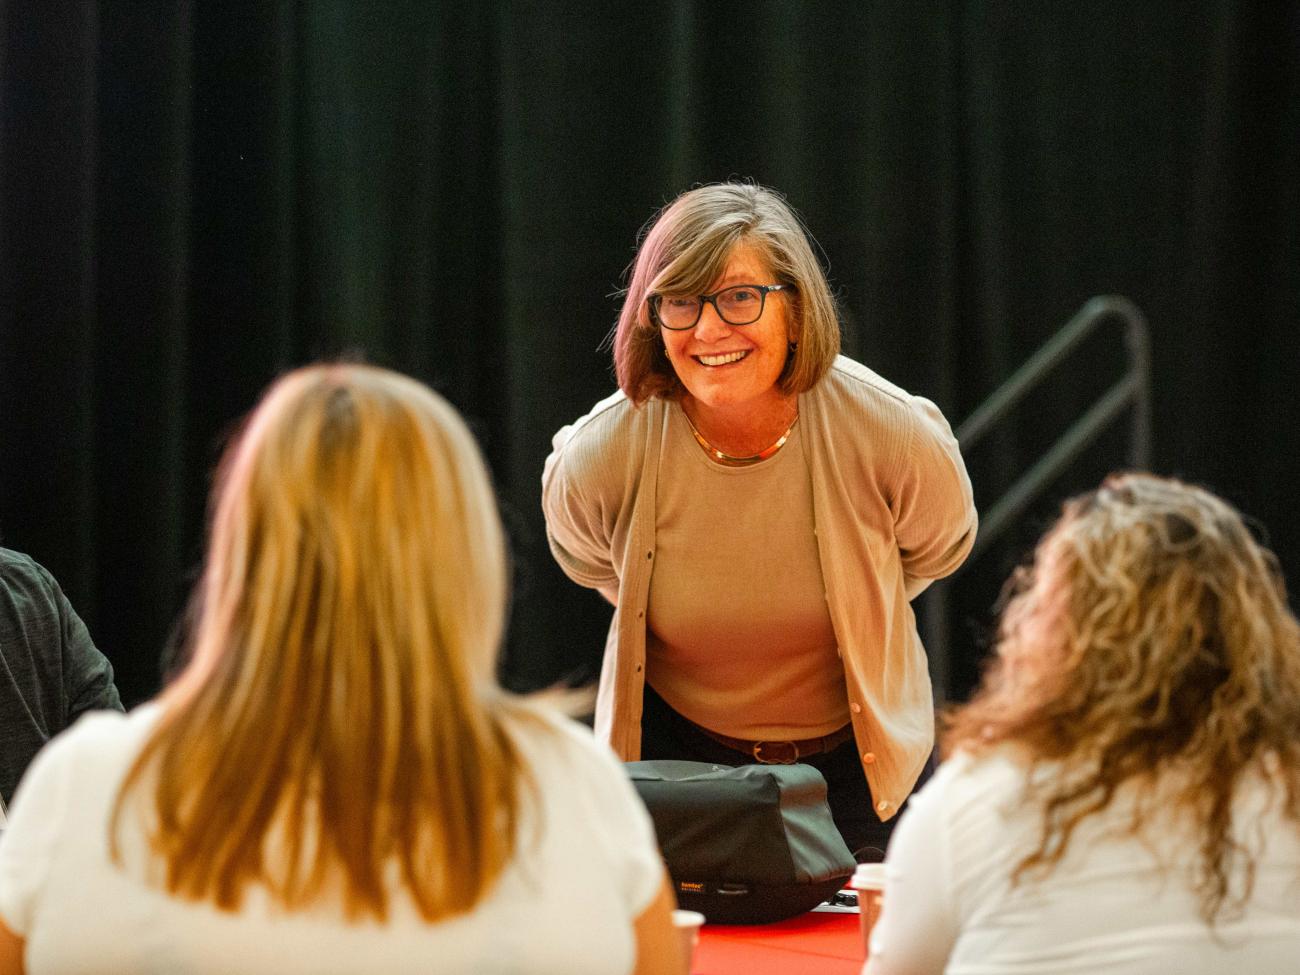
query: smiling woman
[{"left": 543, "top": 183, "right": 979, "bottom": 861}]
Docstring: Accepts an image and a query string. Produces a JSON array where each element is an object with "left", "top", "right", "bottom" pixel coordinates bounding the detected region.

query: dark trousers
[{"left": 639, "top": 683, "right": 934, "bottom": 862}]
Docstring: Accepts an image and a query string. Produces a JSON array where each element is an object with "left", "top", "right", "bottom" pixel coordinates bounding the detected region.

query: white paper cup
[
  {"left": 671, "top": 909, "right": 705, "bottom": 971},
  {"left": 850, "top": 863, "right": 886, "bottom": 956}
]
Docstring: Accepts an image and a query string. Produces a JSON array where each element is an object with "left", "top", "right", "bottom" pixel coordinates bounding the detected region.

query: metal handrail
[{"left": 923, "top": 295, "right": 1152, "bottom": 701}]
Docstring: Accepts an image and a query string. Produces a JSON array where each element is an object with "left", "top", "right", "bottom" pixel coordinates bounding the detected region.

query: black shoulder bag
[{"left": 626, "top": 760, "right": 855, "bottom": 924}]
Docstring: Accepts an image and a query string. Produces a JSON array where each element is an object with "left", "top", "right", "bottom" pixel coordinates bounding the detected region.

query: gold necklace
[{"left": 681, "top": 408, "right": 798, "bottom": 467}]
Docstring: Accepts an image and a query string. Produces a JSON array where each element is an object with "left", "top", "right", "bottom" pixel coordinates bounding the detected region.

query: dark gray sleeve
[
  {"left": 1, "top": 550, "right": 121, "bottom": 803},
  {"left": 51, "top": 572, "right": 123, "bottom": 718}
]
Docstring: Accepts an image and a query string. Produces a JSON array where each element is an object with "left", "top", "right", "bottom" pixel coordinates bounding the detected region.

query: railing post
[{"left": 931, "top": 296, "right": 1152, "bottom": 702}]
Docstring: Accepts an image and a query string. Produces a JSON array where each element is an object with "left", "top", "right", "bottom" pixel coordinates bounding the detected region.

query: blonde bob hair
[
  {"left": 947, "top": 472, "right": 1300, "bottom": 922},
  {"left": 113, "top": 363, "right": 536, "bottom": 922},
  {"left": 613, "top": 182, "right": 841, "bottom": 405}
]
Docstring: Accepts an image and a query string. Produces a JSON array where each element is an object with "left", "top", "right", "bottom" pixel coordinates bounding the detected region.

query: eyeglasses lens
[
  {"left": 716, "top": 286, "right": 763, "bottom": 325},
  {"left": 657, "top": 286, "right": 765, "bottom": 329},
  {"left": 659, "top": 296, "right": 702, "bottom": 329}
]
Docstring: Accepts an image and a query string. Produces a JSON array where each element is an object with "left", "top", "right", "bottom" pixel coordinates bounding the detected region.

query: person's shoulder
[
  {"left": 501, "top": 699, "right": 627, "bottom": 782},
  {"left": 0, "top": 546, "right": 37, "bottom": 571},
  {"left": 820, "top": 355, "right": 919, "bottom": 408},
  {"left": 815, "top": 356, "right": 938, "bottom": 438},
  {"left": 40, "top": 703, "right": 160, "bottom": 769},
  {"left": 808, "top": 357, "right": 937, "bottom": 462},
  {"left": 550, "top": 389, "right": 651, "bottom": 456},
  {"left": 503, "top": 698, "right": 599, "bottom": 755},
  {"left": 0, "top": 547, "right": 56, "bottom": 593},
  {"left": 59, "top": 701, "right": 157, "bottom": 742},
  {"left": 0, "top": 548, "right": 70, "bottom": 642},
  {"left": 910, "top": 747, "right": 1028, "bottom": 822},
  {"left": 817, "top": 356, "right": 962, "bottom": 461},
  {"left": 10, "top": 704, "right": 158, "bottom": 813},
  {"left": 545, "top": 390, "right": 662, "bottom": 491}
]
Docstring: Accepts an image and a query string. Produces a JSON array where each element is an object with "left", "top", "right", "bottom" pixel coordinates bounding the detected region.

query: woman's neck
[{"left": 680, "top": 392, "right": 799, "bottom": 458}]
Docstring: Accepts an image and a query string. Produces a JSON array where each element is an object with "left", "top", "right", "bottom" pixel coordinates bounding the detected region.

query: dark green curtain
[{"left": 2, "top": 1, "right": 1297, "bottom": 706}]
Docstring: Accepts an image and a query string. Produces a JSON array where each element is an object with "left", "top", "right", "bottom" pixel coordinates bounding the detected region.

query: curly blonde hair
[{"left": 946, "top": 472, "right": 1300, "bottom": 922}]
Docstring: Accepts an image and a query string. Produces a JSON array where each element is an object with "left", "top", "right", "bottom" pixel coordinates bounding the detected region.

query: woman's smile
[{"left": 694, "top": 350, "right": 750, "bottom": 367}]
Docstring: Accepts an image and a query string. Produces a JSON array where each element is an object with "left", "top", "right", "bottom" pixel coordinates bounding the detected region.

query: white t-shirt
[
  {"left": 865, "top": 750, "right": 1300, "bottom": 975},
  {"left": 0, "top": 705, "right": 663, "bottom": 974}
]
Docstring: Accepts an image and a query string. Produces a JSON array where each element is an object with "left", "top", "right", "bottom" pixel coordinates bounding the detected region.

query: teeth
[{"left": 697, "top": 351, "right": 748, "bottom": 366}]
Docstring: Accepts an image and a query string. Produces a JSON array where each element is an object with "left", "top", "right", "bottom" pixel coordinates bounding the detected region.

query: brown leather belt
[{"left": 692, "top": 721, "right": 856, "bottom": 765}]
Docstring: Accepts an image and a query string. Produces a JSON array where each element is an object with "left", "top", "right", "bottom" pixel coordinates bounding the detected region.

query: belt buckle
[{"left": 752, "top": 740, "right": 799, "bottom": 764}]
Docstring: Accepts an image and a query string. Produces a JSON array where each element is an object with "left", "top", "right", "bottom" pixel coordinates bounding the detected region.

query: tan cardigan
[{"left": 542, "top": 356, "right": 977, "bottom": 818}]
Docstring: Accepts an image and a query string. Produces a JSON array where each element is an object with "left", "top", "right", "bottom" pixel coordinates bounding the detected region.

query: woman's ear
[{"left": 786, "top": 293, "right": 802, "bottom": 344}]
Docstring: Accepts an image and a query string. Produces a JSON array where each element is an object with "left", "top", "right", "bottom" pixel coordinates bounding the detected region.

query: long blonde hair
[
  {"left": 947, "top": 472, "right": 1300, "bottom": 922},
  {"left": 114, "top": 363, "right": 533, "bottom": 921}
]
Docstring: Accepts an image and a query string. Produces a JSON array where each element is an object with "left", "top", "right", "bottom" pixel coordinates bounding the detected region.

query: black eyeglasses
[{"left": 648, "top": 283, "right": 792, "bottom": 331}]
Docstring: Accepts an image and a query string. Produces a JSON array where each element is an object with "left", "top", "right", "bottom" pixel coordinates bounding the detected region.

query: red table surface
[{"left": 693, "top": 911, "right": 863, "bottom": 975}]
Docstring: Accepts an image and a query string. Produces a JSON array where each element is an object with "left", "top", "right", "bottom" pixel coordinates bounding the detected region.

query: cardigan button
[
  {"left": 862, "top": 752, "right": 876, "bottom": 764},
  {"left": 876, "top": 799, "right": 890, "bottom": 813},
  {"left": 850, "top": 702, "right": 862, "bottom": 714}
]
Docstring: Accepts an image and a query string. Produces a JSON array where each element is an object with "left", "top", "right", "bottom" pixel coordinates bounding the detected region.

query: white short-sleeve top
[
  {"left": 865, "top": 749, "right": 1300, "bottom": 975},
  {"left": 0, "top": 705, "right": 663, "bottom": 975}
]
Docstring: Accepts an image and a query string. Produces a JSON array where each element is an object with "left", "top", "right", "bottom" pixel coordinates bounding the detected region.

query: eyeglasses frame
[{"left": 648, "top": 283, "right": 792, "bottom": 331}]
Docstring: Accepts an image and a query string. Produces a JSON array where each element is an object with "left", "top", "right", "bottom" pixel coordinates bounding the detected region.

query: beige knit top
[
  {"left": 646, "top": 408, "right": 848, "bottom": 740},
  {"left": 543, "top": 356, "right": 977, "bottom": 818}
]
